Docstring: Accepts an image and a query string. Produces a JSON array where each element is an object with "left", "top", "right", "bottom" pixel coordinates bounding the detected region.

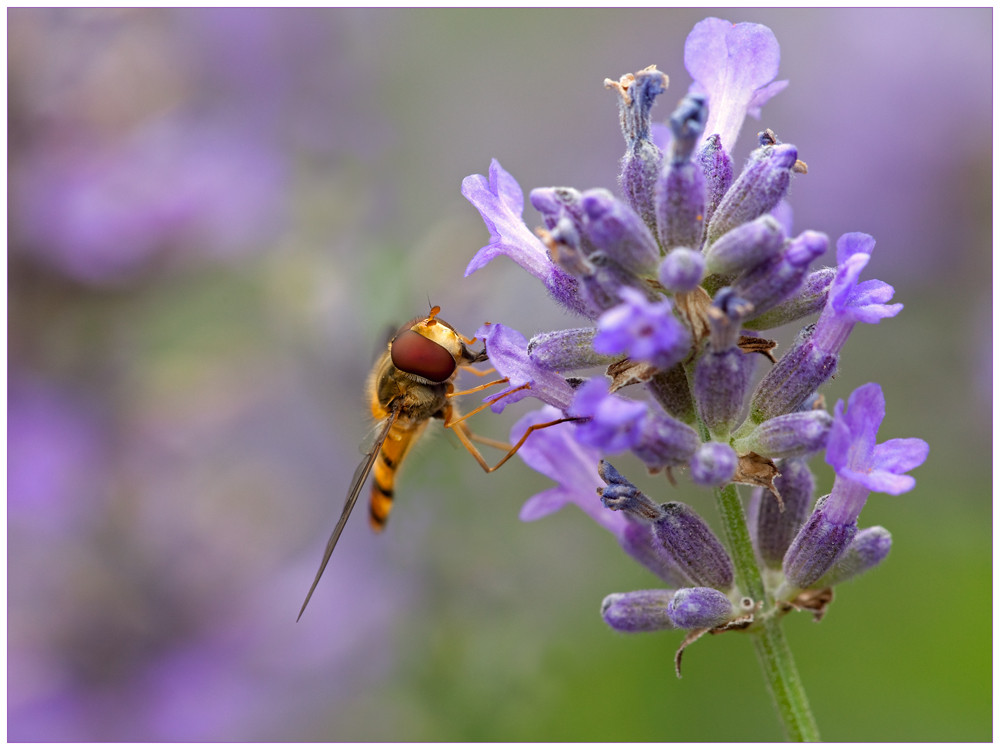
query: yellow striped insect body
[
  {"left": 298, "top": 306, "right": 579, "bottom": 620},
  {"left": 298, "top": 306, "right": 488, "bottom": 619}
]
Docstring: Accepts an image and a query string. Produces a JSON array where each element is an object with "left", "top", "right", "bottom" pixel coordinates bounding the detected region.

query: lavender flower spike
[{"left": 460, "top": 17, "right": 929, "bottom": 726}]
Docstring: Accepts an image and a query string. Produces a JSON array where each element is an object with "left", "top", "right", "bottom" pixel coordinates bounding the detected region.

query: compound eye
[{"left": 391, "top": 329, "right": 456, "bottom": 382}]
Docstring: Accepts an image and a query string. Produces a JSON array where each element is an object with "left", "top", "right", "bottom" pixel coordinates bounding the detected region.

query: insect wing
[{"left": 297, "top": 404, "right": 401, "bottom": 620}]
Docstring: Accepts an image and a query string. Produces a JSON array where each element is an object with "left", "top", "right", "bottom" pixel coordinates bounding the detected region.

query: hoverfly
[{"left": 297, "top": 306, "right": 571, "bottom": 620}]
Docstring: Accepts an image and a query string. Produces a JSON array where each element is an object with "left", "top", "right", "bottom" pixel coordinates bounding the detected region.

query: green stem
[{"left": 715, "top": 483, "right": 820, "bottom": 742}]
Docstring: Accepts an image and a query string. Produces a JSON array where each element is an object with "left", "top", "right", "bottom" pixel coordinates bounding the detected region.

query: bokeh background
[{"left": 7, "top": 7, "right": 991, "bottom": 742}]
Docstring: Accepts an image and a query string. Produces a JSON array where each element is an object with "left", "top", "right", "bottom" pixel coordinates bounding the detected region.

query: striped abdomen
[{"left": 369, "top": 421, "right": 427, "bottom": 531}]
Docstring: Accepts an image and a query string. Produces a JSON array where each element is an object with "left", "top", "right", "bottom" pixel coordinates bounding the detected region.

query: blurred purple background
[{"left": 7, "top": 8, "right": 991, "bottom": 741}]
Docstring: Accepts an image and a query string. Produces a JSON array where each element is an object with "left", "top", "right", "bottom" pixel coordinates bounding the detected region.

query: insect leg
[
  {"left": 447, "top": 409, "right": 586, "bottom": 473},
  {"left": 449, "top": 377, "right": 511, "bottom": 398},
  {"left": 444, "top": 383, "right": 531, "bottom": 430},
  {"left": 462, "top": 431, "right": 513, "bottom": 452},
  {"left": 459, "top": 364, "right": 497, "bottom": 377}
]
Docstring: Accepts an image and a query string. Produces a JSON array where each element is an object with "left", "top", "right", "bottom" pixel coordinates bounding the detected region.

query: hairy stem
[{"left": 715, "top": 482, "right": 820, "bottom": 741}]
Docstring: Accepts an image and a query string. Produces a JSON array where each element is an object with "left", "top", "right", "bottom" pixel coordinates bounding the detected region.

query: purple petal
[
  {"left": 651, "top": 121, "right": 672, "bottom": 153},
  {"left": 843, "top": 279, "right": 903, "bottom": 323},
  {"left": 835, "top": 232, "right": 876, "bottom": 266},
  {"left": 850, "top": 278, "right": 898, "bottom": 305},
  {"left": 570, "top": 378, "right": 647, "bottom": 454},
  {"left": 519, "top": 486, "right": 577, "bottom": 522},
  {"left": 745, "top": 79, "right": 789, "bottom": 118},
  {"left": 823, "top": 409, "right": 854, "bottom": 473},
  {"left": 847, "top": 301, "right": 903, "bottom": 325},
  {"left": 512, "top": 406, "right": 592, "bottom": 479},
  {"left": 844, "top": 382, "right": 886, "bottom": 437},
  {"left": 846, "top": 468, "right": 917, "bottom": 496},
  {"left": 684, "top": 18, "right": 783, "bottom": 152},
  {"left": 771, "top": 199, "right": 795, "bottom": 235},
  {"left": 593, "top": 287, "right": 690, "bottom": 370},
  {"left": 475, "top": 323, "right": 575, "bottom": 413},
  {"left": 463, "top": 159, "right": 552, "bottom": 281},
  {"left": 511, "top": 407, "right": 627, "bottom": 537},
  {"left": 828, "top": 252, "right": 870, "bottom": 312},
  {"left": 826, "top": 383, "right": 883, "bottom": 475},
  {"left": 872, "top": 438, "right": 930, "bottom": 474},
  {"left": 826, "top": 383, "right": 926, "bottom": 502}
]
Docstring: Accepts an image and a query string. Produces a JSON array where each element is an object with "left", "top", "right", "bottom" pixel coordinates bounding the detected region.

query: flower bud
[
  {"left": 781, "top": 502, "right": 857, "bottom": 591},
  {"left": 689, "top": 442, "right": 738, "bottom": 486},
  {"left": 530, "top": 186, "right": 587, "bottom": 236},
  {"left": 620, "top": 521, "right": 689, "bottom": 586},
  {"left": 814, "top": 526, "right": 892, "bottom": 588},
  {"left": 667, "top": 93, "right": 708, "bottom": 164},
  {"left": 706, "top": 287, "right": 752, "bottom": 348},
  {"left": 743, "top": 267, "right": 834, "bottom": 330},
  {"left": 704, "top": 214, "right": 786, "bottom": 276},
  {"left": 544, "top": 215, "right": 587, "bottom": 270},
  {"left": 753, "top": 458, "right": 815, "bottom": 568},
  {"left": 667, "top": 587, "right": 737, "bottom": 629},
  {"left": 528, "top": 328, "right": 616, "bottom": 371},
  {"left": 655, "top": 95, "right": 708, "bottom": 251},
  {"left": 606, "top": 66, "right": 669, "bottom": 231},
  {"left": 601, "top": 589, "right": 678, "bottom": 633},
  {"left": 654, "top": 502, "right": 734, "bottom": 590},
  {"left": 645, "top": 365, "right": 697, "bottom": 425},
  {"left": 578, "top": 252, "right": 642, "bottom": 312},
  {"left": 696, "top": 134, "right": 733, "bottom": 227},
  {"left": 631, "top": 409, "right": 700, "bottom": 470},
  {"left": 732, "top": 410, "right": 833, "bottom": 459},
  {"left": 747, "top": 327, "right": 837, "bottom": 424},
  {"left": 705, "top": 138, "right": 799, "bottom": 244},
  {"left": 694, "top": 348, "right": 754, "bottom": 440},
  {"left": 598, "top": 460, "right": 663, "bottom": 521},
  {"left": 658, "top": 247, "right": 705, "bottom": 293},
  {"left": 731, "top": 230, "right": 828, "bottom": 318},
  {"left": 581, "top": 189, "right": 660, "bottom": 275}
]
